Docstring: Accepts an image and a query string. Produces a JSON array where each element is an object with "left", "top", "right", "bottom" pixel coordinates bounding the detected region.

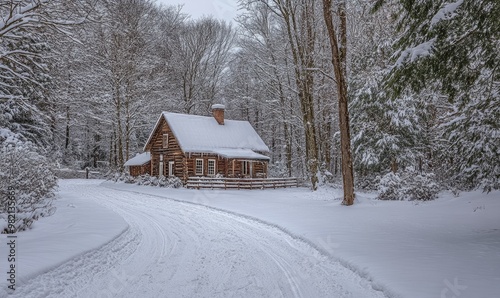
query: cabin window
[
  {"left": 195, "top": 159, "right": 204, "bottom": 175},
  {"left": 207, "top": 159, "right": 216, "bottom": 176},
  {"left": 162, "top": 134, "right": 168, "bottom": 148},
  {"left": 168, "top": 161, "right": 174, "bottom": 177},
  {"left": 242, "top": 161, "right": 249, "bottom": 175},
  {"left": 159, "top": 154, "right": 164, "bottom": 177}
]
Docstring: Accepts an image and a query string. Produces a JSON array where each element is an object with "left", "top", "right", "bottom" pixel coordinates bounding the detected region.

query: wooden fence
[{"left": 186, "top": 177, "right": 298, "bottom": 190}]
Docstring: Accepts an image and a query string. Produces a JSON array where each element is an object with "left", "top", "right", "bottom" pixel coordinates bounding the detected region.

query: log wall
[
  {"left": 129, "top": 161, "right": 151, "bottom": 177},
  {"left": 148, "top": 117, "right": 185, "bottom": 178}
]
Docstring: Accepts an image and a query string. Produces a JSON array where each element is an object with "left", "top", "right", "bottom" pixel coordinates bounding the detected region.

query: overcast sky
[{"left": 156, "top": 0, "right": 238, "bottom": 23}]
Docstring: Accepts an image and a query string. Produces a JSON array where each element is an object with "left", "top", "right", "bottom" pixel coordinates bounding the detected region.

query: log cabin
[{"left": 124, "top": 105, "right": 270, "bottom": 182}]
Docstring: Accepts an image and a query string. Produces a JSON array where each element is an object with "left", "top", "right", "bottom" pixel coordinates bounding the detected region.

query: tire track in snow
[{"left": 11, "top": 182, "right": 389, "bottom": 298}]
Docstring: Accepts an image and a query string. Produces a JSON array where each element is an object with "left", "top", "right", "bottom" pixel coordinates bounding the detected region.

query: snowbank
[{"left": 0, "top": 179, "right": 128, "bottom": 289}]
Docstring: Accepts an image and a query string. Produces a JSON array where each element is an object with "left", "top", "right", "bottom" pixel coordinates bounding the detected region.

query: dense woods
[{"left": 1, "top": 0, "right": 498, "bottom": 205}]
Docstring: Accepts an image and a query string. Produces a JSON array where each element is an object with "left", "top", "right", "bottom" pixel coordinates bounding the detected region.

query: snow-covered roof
[
  {"left": 143, "top": 112, "right": 269, "bottom": 155},
  {"left": 124, "top": 152, "right": 151, "bottom": 166},
  {"left": 212, "top": 104, "right": 225, "bottom": 109},
  {"left": 210, "top": 148, "right": 270, "bottom": 160}
]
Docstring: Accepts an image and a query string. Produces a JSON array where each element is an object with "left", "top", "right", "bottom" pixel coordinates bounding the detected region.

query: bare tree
[
  {"left": 322, "top": 0, "right": 354, "bottom": 205},
  {"left": 0, "top": 0, "right": 93, "bottom": 100},
  {"left": 175, "top": 18, "right": 234, "bottom": 114},
  {"left": 250, "top": 0, "right": 321, "bottom": 190},
  {"left": 236, "top": 2, "right": 298, "bottom": 176},
  {"left": 80, "top": 0, "right": 169, "bottom": 170}
]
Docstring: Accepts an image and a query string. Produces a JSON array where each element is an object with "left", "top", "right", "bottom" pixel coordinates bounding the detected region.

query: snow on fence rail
[{"left": 186, "top": 177, "right": 299, "bottom": 190}]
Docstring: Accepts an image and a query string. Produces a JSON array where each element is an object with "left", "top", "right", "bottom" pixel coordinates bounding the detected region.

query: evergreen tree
[{"left": 374, "top": 0, "right": 499, "bottom": 191}]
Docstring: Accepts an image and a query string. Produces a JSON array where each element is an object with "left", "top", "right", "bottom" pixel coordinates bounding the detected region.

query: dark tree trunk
[
  {"left": 322, "top": 0, "right": 355, "bottom": 205},
  {"left": 65, "top": 106, "right": 70, "bottom": 150}
]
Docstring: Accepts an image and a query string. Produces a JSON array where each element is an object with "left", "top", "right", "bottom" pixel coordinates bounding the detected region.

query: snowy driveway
[{"left": 10, "top": 182, "right": 386, "bottom": 298}]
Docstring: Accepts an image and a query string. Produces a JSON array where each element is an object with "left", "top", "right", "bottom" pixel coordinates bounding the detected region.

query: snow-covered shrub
[
  {"left": 141, "top": 175, "right": 183, "bottom": 188},
  {"left": 317, "top": 169, "right": 342, "bottom": 189},
  {"left": 157, "top": 176, "right": 183, "bottom": 188},
  {"left": 319, "top": 167, "right": 336, "bottom": 184},
  {"left": 136, "top": 174, "right": 152, "bottom": 186},
  {"left": 157, "top": 176, "right": 167, "bottom": 187},
  {"left": 122, "top": 173, "right": 136, "bottom": 184},
  {"left": 115, "top": 173, "right": 183, "bottom": 188},
  {"left": 377, "top": 171, "right": 440, "bottom": 201},
  {"left": 405, "top": 172, "right": 439, "bottom": 201},
  {"left": 0, "top": 143, "right": 58, "bottom": 233},
  {"left": 377, "top": 172, "right": 404, "bottom": 200},
  {"left": 149, "top": 176, "right": 158, "bottom": 186},
  {"left": 355, "top": 175, "right": 380, "bottom": 191}
]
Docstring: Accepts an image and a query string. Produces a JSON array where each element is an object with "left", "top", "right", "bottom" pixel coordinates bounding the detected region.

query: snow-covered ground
[
  {"left": 0, "top": 180, "right": 127, "bottom": 284},
  {"left": 1, "top": 180, "right": 499, "bottom": 297},
  {"left": 102, "top": 182, "right": 500, "bottom": 298},
  {"left": 0, "top": 180, "right": 386, "bottom": 298}
]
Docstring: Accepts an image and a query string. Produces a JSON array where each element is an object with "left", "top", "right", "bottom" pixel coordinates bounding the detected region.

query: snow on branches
[{"left": 0, "top": 139, "right": 57, "bottom": 233}]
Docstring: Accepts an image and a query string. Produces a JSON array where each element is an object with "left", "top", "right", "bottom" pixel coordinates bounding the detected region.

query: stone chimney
[{"left": 212, "top": 104, "right": 225, "bottom": 125}]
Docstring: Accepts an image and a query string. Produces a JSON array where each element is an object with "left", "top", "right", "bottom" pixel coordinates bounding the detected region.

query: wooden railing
[{"left": 186, "top": 177, "right": 298, "bottom": 190}]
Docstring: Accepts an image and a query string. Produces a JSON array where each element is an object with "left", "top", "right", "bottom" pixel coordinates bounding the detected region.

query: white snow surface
[
  {"left": 212, "top": 104, "right": 225, "bottom": 109},
  {"left": 2, "top": 180, "right": 499, "bottom": 298},
  {"left": 1, "top": 180, "right": 386, "bottom": 298},
  {"left": 103, "top": 182, "right": 500, "bottom": 298},
  {"left": 0, "top": 180, "right": 127, "bottom": 290},
  {"left": 210, "top": 148, "right": 270, "bottom": 160},
  {"left": 395, "top": 38, "right": 436, "bottom": 67},
  {"left": 431, "top": 0, "right": 464, "bottom": 26},
  {"left": 123, "top": 152, "right": 151, "bottom": 166},
  {"left": 144, "top": 112, "right": 269, "bottom": 154}
]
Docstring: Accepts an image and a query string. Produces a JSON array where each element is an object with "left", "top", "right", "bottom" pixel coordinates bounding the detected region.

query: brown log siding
[
  {"left": 129, "top": 161, "right": 151, "bottom": 177},
  {"left": 183, "top": 155, "right": 268, "bottom": 179},
  {"left": 149, "top": 117, "right": 184, "bottom": 177}
]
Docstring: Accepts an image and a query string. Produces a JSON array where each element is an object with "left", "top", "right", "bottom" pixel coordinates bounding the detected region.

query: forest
[{"left": 1, "top": 0, "right": 498, "bottom": 210}]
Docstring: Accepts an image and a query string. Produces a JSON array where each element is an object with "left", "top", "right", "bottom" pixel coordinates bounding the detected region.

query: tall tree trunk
[
  {"left": 114, "top": 79, "right": 124, "bottom": 172},
  {"left": 323, "top": 109, "right": 332, "bottom": 171},
  {"left": 284, "top": 121, "right": 293, "bottom": 177},
  {"left": 109, "top": 133, "right": 113, "bottom": 168},
  {"left": 125, "top": 78, "right": 132, "bottom": 163},
  {"left": 322, "top": 0, "right": 355, "bottom": 205},
  {"left": 65, "top": 106, "right": 70, "bottom": 150}
]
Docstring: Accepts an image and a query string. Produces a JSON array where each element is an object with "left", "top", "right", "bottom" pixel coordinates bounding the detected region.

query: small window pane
[
  {"left": 162, "top": 134, "right": 168, "bottom": 148},
  {"left": 169, "top": 161, "right": 174, "bottom": 176},
  {"left": 195, "top": 159, "right": 203, "bottom": 175},
  {"left": 208, "top": 159, "right": 216, "bottom": 176}
]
